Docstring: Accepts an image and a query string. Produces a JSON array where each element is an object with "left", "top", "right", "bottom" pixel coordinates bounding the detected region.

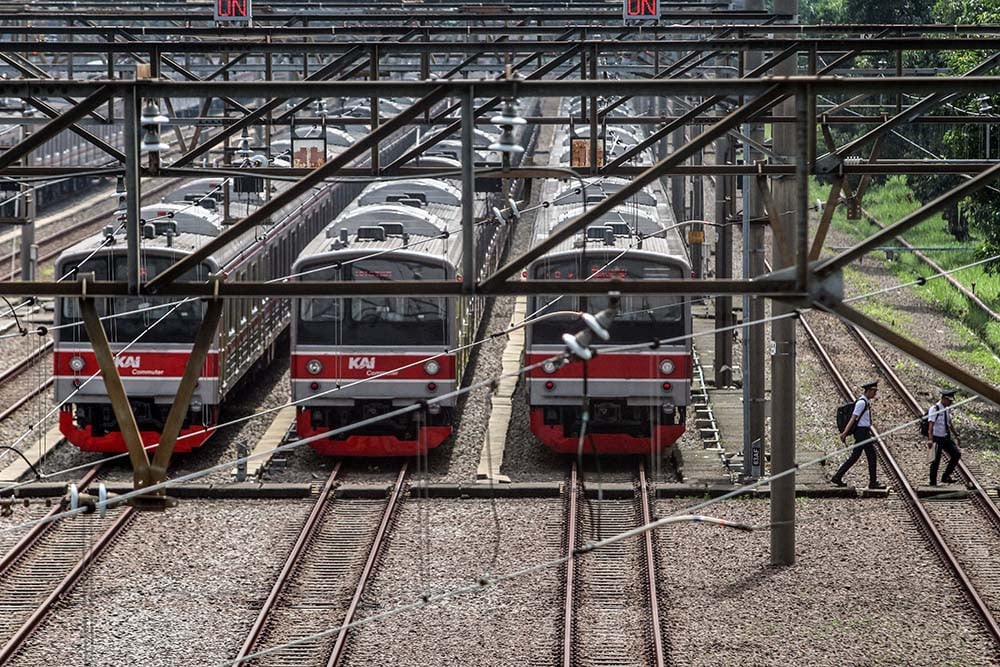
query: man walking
[
  {"left": 929, "top": 389, "right": 962, "bottom": 486},
  {"left": 831, "top": 381, "right": 885, "bottom": 489}
]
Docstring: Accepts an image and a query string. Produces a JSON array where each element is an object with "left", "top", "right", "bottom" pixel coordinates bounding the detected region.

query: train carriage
[
  {"left": 290, "top": 177, "right": 493, "bottom": 456},
  {"left": 525, "top": 234, "right": 692, "bottom": 454},
  {"left": 53, "top": 178, "right": 362, "bottom": 453}
]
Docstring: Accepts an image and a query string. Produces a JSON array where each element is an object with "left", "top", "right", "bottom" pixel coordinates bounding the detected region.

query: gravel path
[
  {"left": 7, "top": 499, "right": 310, "bottom": 667},
  {"left": 657, "top": 497, "right": 997, "bottom": 667},
  {"left": 342, "top": 498, "right": 564, "bottom": 667}
]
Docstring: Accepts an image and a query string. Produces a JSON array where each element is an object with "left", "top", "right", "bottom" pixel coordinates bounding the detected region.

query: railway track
[
  {"left": 0, "top": 463, "right": 129, "bottom": 663},
  {"left": 798, "top": 307, "right": 1000, "bottom": 646},
  {"left": 561, "top": 462, "right": 666, "bottom": 667},
  {"left": 233, "top": 462, "right": 408, "bottom": 666}
]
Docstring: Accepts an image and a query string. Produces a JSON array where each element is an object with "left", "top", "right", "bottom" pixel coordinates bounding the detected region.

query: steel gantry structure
[{"left": 1, "top": 2, "right": 1000, "bottom": 566}]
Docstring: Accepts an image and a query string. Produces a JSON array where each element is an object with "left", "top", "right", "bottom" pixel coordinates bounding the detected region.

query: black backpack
[
  {"left": 919, "top": 414, "right": 930, "bottom": 437},
  {"left": 836, "top": 398, "right": 868, "bottom": 433}
]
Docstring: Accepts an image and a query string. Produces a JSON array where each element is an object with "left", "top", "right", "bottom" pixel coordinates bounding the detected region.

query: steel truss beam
[
  {"left": 814, "top": 160, "right": 1000, "bottom": 277},
  {"left": 826, "top": 51, "right": 1000, "bottom": 161},
  {"left": 0, "top": 278, "right": 803, "bottom": 298},
  {"left": 173, "top": 45, "right": 368, "bottom": 167},
  {"left": 4, "top": 37, "right": 1000, "bottom": 57},
  {"left": 0, "top": 52, "right": 108, "bottom": 124},
  {"left": 383, "top": 42, "right": 588, "bottom": 171},
  {"left": 481, "top": 85, "right": 784, "bottom": 292},
  {"left": 0, "top": 85, "right": 112, "bottom": 171},
  {"left": 146, "top": 86, "right": 449, "bottom": 290},
  {"left": 6, "top": 78, "right": 1000, "bottom": 100}
]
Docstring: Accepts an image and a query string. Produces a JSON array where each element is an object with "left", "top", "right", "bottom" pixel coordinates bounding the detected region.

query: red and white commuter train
[{"left": 53, "top": 177, "right": 362, "bottom": 452}]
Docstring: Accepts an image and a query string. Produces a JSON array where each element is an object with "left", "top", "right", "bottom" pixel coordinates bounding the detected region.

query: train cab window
[
  {"left": 529, "top": 257, "right": 687, "bottom": 345},
  {"left": 59, "top": 255, "right": 211, "bottom": 343},
  {"left": 297, "top": 258, "right": 449, "bottom": 346}
]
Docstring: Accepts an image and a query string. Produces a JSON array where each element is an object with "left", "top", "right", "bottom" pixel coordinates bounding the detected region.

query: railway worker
[
  {"left": 831, "top": 381, "right": 886, "bottom": 489},
  {"left": 928, "top": 389, "right": 962, "bottom": 486}
]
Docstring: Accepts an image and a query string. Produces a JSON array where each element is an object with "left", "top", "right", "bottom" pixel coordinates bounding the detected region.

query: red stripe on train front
[
  {"left": 530, "top": 409, "right": 684, "bottom": 454},
  {"left": 59, "top": 410, "right": 214, "bottom": 453},
  {"left": 290, "top": 353, "right": 455, "bottom": 380},
  {"left": 53, "top": 351, "right": 219, "bottom": 378},
  {"left": 296, "top": 410, "right": 450, "bottom": 456},
  {"left": 525, "top": 353, "right": 690, "bottom": 379}
]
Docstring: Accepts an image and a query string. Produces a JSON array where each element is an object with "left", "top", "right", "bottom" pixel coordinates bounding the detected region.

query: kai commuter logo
[
  {"left": 115, "top": 355, "right": 141, "bottom": 369},
  {"left": 347, "top": 356, "right": 376, "bottom": 371}
]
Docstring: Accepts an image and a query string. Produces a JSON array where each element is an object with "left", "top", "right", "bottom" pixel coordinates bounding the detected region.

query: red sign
[
  {"left": 215, "top": 0, "right": 252, "bottom": 22},
  {"left": 623, "top": 0, "right": 659, "bottom": 20}
]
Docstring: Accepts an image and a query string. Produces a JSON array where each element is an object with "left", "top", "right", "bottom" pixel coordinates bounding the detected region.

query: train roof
[
  {"left": 139, "top": 202, "right": 224, "bottom": 237},
  {"left": 358, "top": 179, "right": 461, "bottom": 206},
  {"left": 55, "top": 229, "right": 244, "bottom": 278},
  {"left": 528, "top": 235, "right": 689, "bottom": 271}
]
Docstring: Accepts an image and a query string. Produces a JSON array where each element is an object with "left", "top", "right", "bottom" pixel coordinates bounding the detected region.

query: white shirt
[
  {"left": 928, "top": 402, "right": 952, "bottom": 438},
  {"left": 852, "top": 397, "right": 871, "bottom": 428}
]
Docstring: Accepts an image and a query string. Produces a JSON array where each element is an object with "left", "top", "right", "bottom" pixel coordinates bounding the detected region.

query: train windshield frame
[
  {"left": 298, "top": 257, "right": 450, "bottom": 346},
  {"left": 58, "top": 255, "right": 211, "bottom": 344},
  {"left": 529, "top": 255, "right": 688, "bottom": 346}
]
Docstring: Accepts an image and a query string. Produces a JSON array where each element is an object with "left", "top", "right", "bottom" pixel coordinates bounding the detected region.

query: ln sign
[
  {"left": 215, "top": 0, "right": 252, "bottom": 23},
  {"left": 623, "top": 0, "right": 659, "bottom": 21}
]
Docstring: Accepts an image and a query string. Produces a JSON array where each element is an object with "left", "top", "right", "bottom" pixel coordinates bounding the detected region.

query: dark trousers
[
  {"left": 930, "top": 435, "right": 961, "bottom": 484},
  {"left": 834, "top": 427, "right": 878, "bottom": 484}
]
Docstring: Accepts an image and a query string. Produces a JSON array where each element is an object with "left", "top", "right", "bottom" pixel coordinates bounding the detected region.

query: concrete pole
[
  {"left": 743, "top": 0, "right": 767, "bottom": 480},
  {"left": 692, "top": 124, "right": 704, "bottom": 220},
  {"left": 460, "top": 89, "right": 475, "bottom": 294},
  {"left": 770, "top": 0, "right": 799, "bottom": 567},
  {"left": 714, "top": 137, "right": 733, "bottom": 387},
  {"left": 19, "top": 121, "right": 34, "bottom": 282},
  {"left": 670, "top": 96, "right": 686, "bottom": 223},
  {"left": 124, "top": 87, "right": 142, "bottom": 295}
]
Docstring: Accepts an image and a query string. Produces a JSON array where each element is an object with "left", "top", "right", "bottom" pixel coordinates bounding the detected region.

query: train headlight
[
  {"left": 658, "top": 359, "right": 675, "bottom": 375},
  {"left": 190, "top": 398, "right": 203, "bottom": 413},
  {"left": 542, "top": 359, "right": 558, "bottom": 374},
  {"left": 423, "top": 359, "right": 441, "bottom": 376},
  {"left": 306, "top": 359, "right": 323, "bottom": 375},
  {"left": 69, "top": 356, "right": 85, "bottom": 373}
]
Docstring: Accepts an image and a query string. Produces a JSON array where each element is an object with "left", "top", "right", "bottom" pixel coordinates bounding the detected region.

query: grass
[{"left": 811, "top": 176, "right": 1000, "bottom": 364}]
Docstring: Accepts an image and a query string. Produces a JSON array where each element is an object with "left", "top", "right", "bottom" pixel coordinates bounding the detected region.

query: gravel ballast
[
  {"left": 343, "top": 498, "right": 564, "bottom": 667},
  {"left": 657, "top": 497, "right": 997, "bottom": 666},
  {"left": 6, "top": 499, "right": 310, "bottom": 667}
]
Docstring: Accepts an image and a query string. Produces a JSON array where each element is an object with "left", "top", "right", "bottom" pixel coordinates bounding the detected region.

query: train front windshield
[
  {"left": 530, "top": 256, "right": 687, "bottom": 345},
  {"left": 59, "top": 255, "right": 209, "bottom": 343},
  {"left": 298, "top": 258, "right": 449, "bottom": 346}
]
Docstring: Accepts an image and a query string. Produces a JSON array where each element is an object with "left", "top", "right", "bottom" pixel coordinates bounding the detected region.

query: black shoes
[
  {"left": 830, "top": 477, "right": 847, "bottom": 487},
  {"left": 868, "top": 481, "right": 887, "bottom": 490},
  {"left": 941, "top": 477, "right": 958, "bottom": 484}
]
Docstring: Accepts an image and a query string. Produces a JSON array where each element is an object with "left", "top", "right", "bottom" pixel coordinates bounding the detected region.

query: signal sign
[
  {"left": 623, "top": 0, "right": 659, "bottom": 21},
  {"left": 215, "top": 0, "right": 252, "bottom": 23}
]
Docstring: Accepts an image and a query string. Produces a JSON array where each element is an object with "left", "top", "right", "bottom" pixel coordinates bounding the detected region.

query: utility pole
[
  {"left": 743, "top": 0, "right": 767, "bottom": 481},
  {"left": 770, "top": 0, "right": 799, "bottom": 567},
  {"left": 714, "top": 137, "right": 733, "bottom": 387},
  {"left": 18, "top": 116, "right": 35, "bottom": 282}
]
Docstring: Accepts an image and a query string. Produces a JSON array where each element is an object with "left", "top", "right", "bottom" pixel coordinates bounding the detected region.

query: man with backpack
[
  {"left": 928, "top": 389, "right": 962, "bottom": 486},
  {"left": 831, "top": 381, "right": 885, "bottom": 489}
]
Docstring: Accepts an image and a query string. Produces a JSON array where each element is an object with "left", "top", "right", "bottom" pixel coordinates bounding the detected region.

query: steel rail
[
  {"left": 638, "top": 464, "right": 666, "bottom": 667},
  {"left": 0, "top": 504, "right": 134, "bottom": 664},
  {"left": 797, "top": 311, "right": 1000, "bottom": 646},
  {"left": 0, "top": 378, "right": 52, "bottom": 424},
  {"left": 327, "top": 462, "right": 409, "bottom": 667},
  {"left": 0, "top": 465, "right": 100, "bottom": 575},
  {"left": 560, "top": 462, "right": 578, "bottom": 667},
  {"left": 0, "top": 341, "right": 52, "bottom": 387},
  {"left": 232, "top": 462, "right": 343, "bottom": 665},
  {"left": 844, "top": 324, "right": 1000, "bottom": 532}
]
